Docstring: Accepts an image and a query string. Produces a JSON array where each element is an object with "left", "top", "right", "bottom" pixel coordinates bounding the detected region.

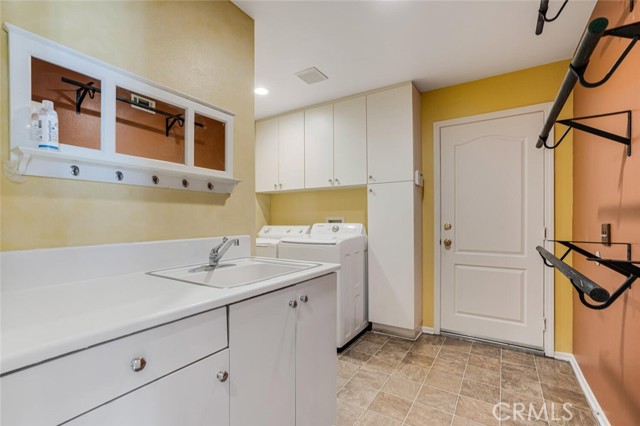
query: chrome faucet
[{"left": 209, "top": 237, "right": 239, "bottom": 267}]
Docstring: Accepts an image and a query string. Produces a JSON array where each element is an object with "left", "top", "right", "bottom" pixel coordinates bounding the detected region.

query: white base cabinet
[
  {"left": 229, "top": 274, "right": 337, "bottom": 426},
  {"left": 67, "top": 350, "right": 230, "bottom": 426}
]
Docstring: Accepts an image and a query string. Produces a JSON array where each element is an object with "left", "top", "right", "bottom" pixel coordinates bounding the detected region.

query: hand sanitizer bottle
[{"left": 35, "top": 100, "right": 59, "bottom": 150}]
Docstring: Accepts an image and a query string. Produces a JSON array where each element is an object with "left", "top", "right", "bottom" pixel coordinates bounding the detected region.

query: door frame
[{"left": 433, "top": 103, "right": 556, "bottom": 356}]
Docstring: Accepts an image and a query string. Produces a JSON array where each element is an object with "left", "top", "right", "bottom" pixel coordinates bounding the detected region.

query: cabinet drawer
[
  {"left": 1, "top": 307, "right": 227, "bottom": 426},
  {"left": 66, "top": 350, "right": 230, "bottom": 426}
]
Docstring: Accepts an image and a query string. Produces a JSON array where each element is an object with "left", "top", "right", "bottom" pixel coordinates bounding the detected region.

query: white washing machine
[
  {"left": 255, "top": 225, "right": 310, "bottom": 258},
  {"left": 279, "top": 223, "right": 368, "bottom": 349}
]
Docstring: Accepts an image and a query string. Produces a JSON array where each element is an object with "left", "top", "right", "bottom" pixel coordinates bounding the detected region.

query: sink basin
[{"left": 148, "top": 257, "right": 319, "bottom": 289}]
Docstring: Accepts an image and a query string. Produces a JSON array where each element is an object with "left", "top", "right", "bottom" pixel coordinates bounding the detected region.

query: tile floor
[{"left": 336, "top": 332, "right": 598, "bottom": 426}]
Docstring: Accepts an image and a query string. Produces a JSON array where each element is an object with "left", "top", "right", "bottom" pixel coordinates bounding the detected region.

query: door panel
[
  {"left": 278, "top": 112, "right": 305, "bottom": 190},
  {"left": 440, "top": 111, "right": 545, "bottom": 349},
  {"left": 255, "top": 119, "right": 279, "bottom": 192},
  {"left": 334, "top": 96, "right": 367, "bottom": 186},
  {"left": 304, "top": 104, "right": 334, "bottom": 189}
]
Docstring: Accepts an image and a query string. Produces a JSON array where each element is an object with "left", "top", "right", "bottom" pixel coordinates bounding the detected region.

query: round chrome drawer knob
[
  {"left": 289, "top": 300, "right": 298, "bottom": 308},
  {"left": 217, "top": 371, "right": 229, "bottom": 382},
  {"left": 130, "top": 357, "right": 146, "bottom": 372},
  {"left": 300, "top": 294, "right": 309, "bottom": 303}
]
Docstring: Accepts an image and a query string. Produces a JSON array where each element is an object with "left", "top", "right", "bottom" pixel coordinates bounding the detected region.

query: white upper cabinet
[
  {"left": 334, "top": 96, "right": 367, "bottom": 187},
  {"left": 304, "top": 104, "right": 334, "bottom": 189},
  {"left": 278, "top": 112, "right": 305, "bottom": 191},
  {"left": 255, "top": 119, "right": 279, "bottom": 192},
  {"left": 255, "top": 112, "right": 305, "bottom": 192},
  {"left": 366, "top": 84, "right": 415, "bottom": 183}
]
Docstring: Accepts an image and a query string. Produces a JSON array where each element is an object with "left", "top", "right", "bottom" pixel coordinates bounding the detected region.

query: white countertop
[{"left": 0, "top": 237, "right": 339, "bottom": 375}]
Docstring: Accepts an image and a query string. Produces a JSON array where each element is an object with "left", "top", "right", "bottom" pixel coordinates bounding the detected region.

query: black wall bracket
[
  {"left": 537, "top": 240, "right": 639, "bottom": 310},
  {"left": 546, "top": 110, "right": 632, "bottom": 156},
  {"left": 61, "top": 77, "right": 204, "bottom": 137},
  {"left": 536, "top": 0, "right": 569, "bottom": 35}
]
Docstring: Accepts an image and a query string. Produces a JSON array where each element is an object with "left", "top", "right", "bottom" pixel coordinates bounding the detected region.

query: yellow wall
[
  {"left": 0, "top": 1, "right": 255, "bottom": 251},
  {"left": 270, "top": 188, "right": 367, "bottom": 227},
  {"left": 422, "top": 60, "right": 574, "bottom": 352}
]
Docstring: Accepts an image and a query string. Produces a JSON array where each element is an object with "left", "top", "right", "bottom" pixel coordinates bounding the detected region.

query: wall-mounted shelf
[
  {"left": 6, "top": 23, "right": 237, "bottom": 194},
  {"left": 537, "top": 240, "right": 639, "bottom": 310}
]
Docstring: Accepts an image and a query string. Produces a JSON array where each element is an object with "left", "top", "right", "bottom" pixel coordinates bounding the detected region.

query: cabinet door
[
  {"left": 368, "top": 181, "right": 418, "bottom": 330},
  {"left": 366, "top": 85, "right": 414, "bottom": 183},
  {"left": 304, "top": 104, "right": 334, "bottom": 189},
  {"left": 67, "top": 350, "right": 230, "bottom": 426},
  {"left": 229, "top": 286, "right": 297, "bottom": 426},
  {"left": 278, "top": 112, "right": 305, "bottom": 190},
  {"left": 255, "top": 119, "right": 279, "bottom": 192},
  {"left": 296, "top": 274, "right": 337, "bottom": 426},
  {"left": 334, "top": 96, "right": 367, "bottom": 186}
]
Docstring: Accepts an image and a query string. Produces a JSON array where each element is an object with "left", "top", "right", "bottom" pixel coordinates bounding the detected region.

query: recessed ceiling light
[{"left": 254, "top": 87, "right": 269, "bottom": 95}]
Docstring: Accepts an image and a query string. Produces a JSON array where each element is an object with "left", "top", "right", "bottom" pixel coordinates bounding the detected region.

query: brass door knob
[{"left": 443, "top": 239, "right": 452, "bottom": 249}]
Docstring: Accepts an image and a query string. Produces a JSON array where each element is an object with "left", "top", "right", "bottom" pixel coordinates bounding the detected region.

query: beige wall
[{"left": 0, "top": 1, "right": 255, "bottom": 251}]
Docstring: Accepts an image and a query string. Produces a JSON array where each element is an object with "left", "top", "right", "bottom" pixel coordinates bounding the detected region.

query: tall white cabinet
[{"left": 367, "top": 84, "right": 423, "bottom": 337}]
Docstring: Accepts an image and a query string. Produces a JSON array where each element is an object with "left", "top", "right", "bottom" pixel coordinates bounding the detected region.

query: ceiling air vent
[{"left": 294, "top": 67, "right": 328, "bottom": 85}]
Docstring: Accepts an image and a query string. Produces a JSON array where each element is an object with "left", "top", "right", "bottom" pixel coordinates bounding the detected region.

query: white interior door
[{"left": 439, "top": 110, "right": 546, "bottom": 349}]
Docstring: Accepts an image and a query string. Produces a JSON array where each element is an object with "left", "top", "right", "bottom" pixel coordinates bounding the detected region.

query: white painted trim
[
  {"left": 421, "top": 326, "right": 435, "bottom": 335},
  {"left": 433, "top": 103, "right": 555, "bottom": 351},
  {"left": 554, "top": 352, "right": 610, "bottom": 426}
]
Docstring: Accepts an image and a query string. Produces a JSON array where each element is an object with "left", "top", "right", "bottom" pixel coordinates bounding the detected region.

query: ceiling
[{"left": 234, "top": 0, "right": 597, "bottom": 120}]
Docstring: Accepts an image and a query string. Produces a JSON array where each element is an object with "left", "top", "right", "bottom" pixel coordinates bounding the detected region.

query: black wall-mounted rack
[
  {"left": 537, "top": 240, "right": 639, "bottom": 310},
  {"left": 536, "top": 18, "right": 639, "bottom": 155},
  {"left": 61, "top": 77, "right": 204, "bottom": 137},
  {"left": 535, "top": 0, "right": 569, "bottom": 35}
]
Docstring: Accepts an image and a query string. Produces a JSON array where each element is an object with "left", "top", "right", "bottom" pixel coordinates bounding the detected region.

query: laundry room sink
[{"left": 148, "top": 257, "right": 319, "bottom": 289}]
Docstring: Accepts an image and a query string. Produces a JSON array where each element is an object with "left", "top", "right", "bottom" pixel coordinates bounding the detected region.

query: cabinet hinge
[
  {"left": 543, "top": 227, "right": 547, "bottom": 239},
  {"left": 543, "top": 318, "right": 547, "bottom": 332}
]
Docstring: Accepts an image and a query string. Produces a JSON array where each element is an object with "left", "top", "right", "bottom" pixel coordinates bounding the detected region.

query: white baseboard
[
  {"left": 421, "top": 326, "right": 435, "bottom": 335},
  {"left": 554, "top": 352, "right": 610, "bottom": 426}
]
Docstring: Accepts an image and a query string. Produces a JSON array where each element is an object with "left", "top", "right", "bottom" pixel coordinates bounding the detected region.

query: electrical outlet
[{"left": 601, "top": 223, "right": 611, "bottom": 246}]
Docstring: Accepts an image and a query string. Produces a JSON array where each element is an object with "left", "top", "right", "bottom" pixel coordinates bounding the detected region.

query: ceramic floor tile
[
  {"left": 502, "top": 362, "right": 539, "bottom": 382},
  {"left": 337, "top": 375, "right": 349, "bottom": 391},
  {"left": 337, "top": 381, "right": 379, "bottom": 408},
  {"left": 453, "top": 415, "right": 486, "bottom": 426},
  {"left": 540, "top": 383, "right": 590, "bottom": 411},
  {"left": 354, "top": 410, "right": 401, "bottom": 426},
  {"left": 337, "top": 399, "right": 365, "bottom": 426},
  {"left": 366, "top": 392, "right": 412, "bottom": 422},
  {"left": 437, "top": 348, "right": 471, "bottom": 363},
  {"left": 502, "top": 349, "right": 536, "bottom": 368},
  {"left": 460, "top": 379, "right": 500, "bottom": 405},
  {"left": 455, "top": 395, "right": 499, "bottom": 426},
  {"left": 390, "top": 362, "right": 428, "bottom": 383},
  {"left": 361, "top": 332, "right": 390, "bottom": 345},
  {"left": 401, "top": 352, "right": 434, "bottom": 369},
  {"left": 376, "top": 346, "right": 408, "bottom": 362},
  {"left": 409, "top": 342, "right": 441, "bottom": 357},
  {"left": 548, "top": 406, "right": 598, "bottom": 426},
  {"left": 416, "top": 334, "right": 446, "bottom": 346},
  {"left": 414, "top": 384, "right": 458, "bottom": 414},
  {"left": 350, "top": 369, "right": 389, "bottom": 391},
  {"left": 468, "top": 353, "right": 500, "bottom": 371},
  {"left": 431, "top": 357, "right": 467, "bottom": 377},
  {"left": 501, "top": 388, "right": 545, "bottom": 406},
  {"left": 404, "top": 403, "right": 453, "bottom": 426},
  {"left": 425, "top": 370, "right": 463, "bottom": 393},
  {"left": 380, "top": 377, "right": 421, "bottom": 401},
  {"left": 338, "top": 359, "right": 362, "bottom": 379},
  {"left": 351, "top": 339, "right": 385, "bottom": 355},
  {"left": 470, "top": 343, "right": 501, "bottom": 359},
  {"left": 362, "top": 355, "right": 400, "bottom": 375},
  {"left": 465, "top": 364, "right": 500, "bottom": 387},
  {"left": 537, "top": 369, "right": 581, "bottom": 392},
  {"left": 501, "top": 376, "right": 544, "bottom": 401},
  {"left": 534, "top": 356, "right": 573, "bottom": 376},
  {"left": 342, "top": 350, "right": 373, "bottom": 365},
  {"left": 442, "top": 337, "right": 473, "bottom": 353},
  {"left": 382, "top": 338, "right": 414, "bottom": 353}
]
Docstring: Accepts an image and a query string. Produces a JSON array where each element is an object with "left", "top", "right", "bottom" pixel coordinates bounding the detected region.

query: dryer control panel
[{"left": 310, "top": 223, "right": 366, "bottom": 236}]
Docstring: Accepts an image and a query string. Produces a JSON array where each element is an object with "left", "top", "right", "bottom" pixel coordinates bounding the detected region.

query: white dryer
[
  {"left": 255, "top": 225, "right": 310, "bottom": 258},
  {"left": 279, "top": 223, "right": 368, "bottom": 349}
]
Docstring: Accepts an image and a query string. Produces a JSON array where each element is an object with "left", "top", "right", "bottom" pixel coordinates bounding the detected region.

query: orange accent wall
[{"left": 573, "top": 1, "right": 640, "bottom": 425}]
